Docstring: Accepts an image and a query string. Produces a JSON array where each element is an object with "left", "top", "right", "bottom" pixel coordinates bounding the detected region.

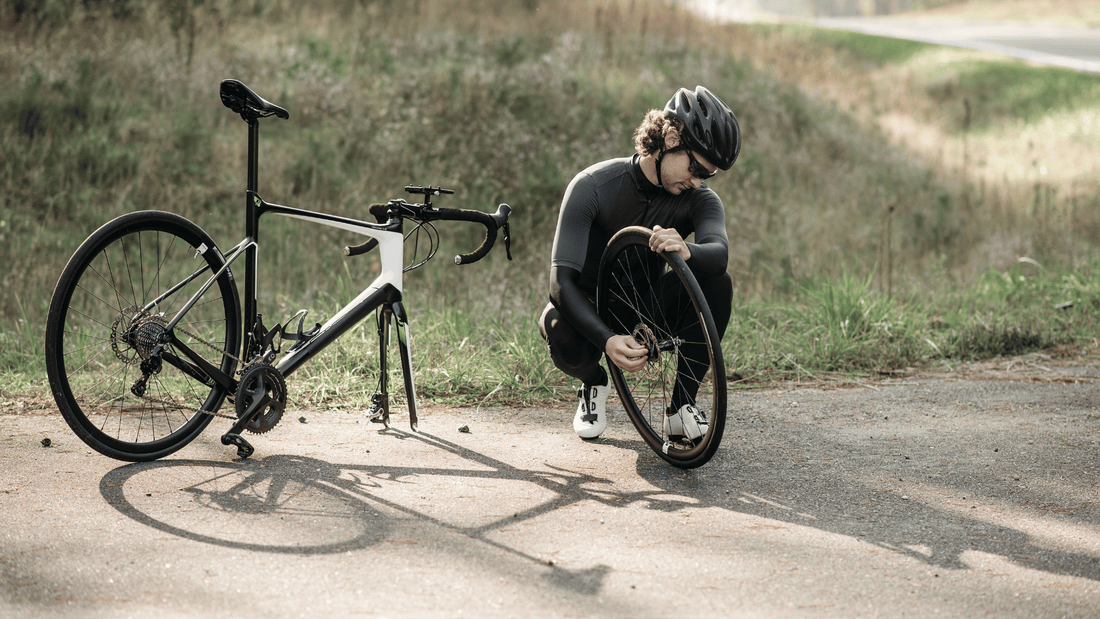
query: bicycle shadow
[
  {"left": 100, "top": 407, "right": 1099, "bottom": 599},
  {"left": 99, "top": 430, "right": 627, "bottom": 595}
]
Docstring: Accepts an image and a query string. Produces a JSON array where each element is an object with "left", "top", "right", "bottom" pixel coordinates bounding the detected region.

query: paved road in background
[
  {"left": 2, "top": 356, "right": 1099, "bottom": 618},
  {"left": 686, "top": 0, "right": 1100, "bottom": 72},
  {"left": 814, "top": 17, "right": 1100, "bottom": 73}
]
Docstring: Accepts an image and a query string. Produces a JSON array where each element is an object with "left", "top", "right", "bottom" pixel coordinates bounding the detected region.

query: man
[{"left": 540, "top": 85, "right": 740, "bottom": 440}]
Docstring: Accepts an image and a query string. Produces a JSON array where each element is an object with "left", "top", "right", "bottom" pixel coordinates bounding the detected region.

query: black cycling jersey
[{"left": 548, "top": 155, "right": 729, "bottom": 349}]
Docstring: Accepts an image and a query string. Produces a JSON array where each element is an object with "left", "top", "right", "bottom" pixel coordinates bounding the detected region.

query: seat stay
[{"left": 151, "top": 238, "right": 252, "bottom": 334}]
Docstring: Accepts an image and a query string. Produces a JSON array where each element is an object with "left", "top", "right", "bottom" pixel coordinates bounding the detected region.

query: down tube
[
  {"left": 261, "top": 207, "right": 404, "bottom": 377},
  {"left": 275, "top": 283, "right": 402, "bottom": 377}
]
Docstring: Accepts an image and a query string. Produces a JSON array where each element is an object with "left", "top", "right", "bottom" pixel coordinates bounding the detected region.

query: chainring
[{"left": 235, "top": 363, "right": 287, "bottom": 434}]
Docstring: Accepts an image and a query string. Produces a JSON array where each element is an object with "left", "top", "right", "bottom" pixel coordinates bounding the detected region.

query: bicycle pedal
[{"left": 221, "top": 433, "right": 254, "bottom": 459}]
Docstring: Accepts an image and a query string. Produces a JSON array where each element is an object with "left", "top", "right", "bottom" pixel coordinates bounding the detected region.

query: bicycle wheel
[
  {"left": 45, "top": 211, "right": 241, "bottom": 462},
  {"left": 596, "top": 226, "right": 726, "bottom": 469}
]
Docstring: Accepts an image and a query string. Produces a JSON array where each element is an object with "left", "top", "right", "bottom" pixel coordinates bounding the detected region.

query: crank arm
[{"left": 220, "top": 392, "right": 275, "bottom": 460}]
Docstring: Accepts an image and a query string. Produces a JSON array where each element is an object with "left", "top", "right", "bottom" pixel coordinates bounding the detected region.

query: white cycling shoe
[
  {"left": 664, "top": 404, "right": 709, "bottom": 442},
  {"left": 573, "top": 383, "right": 610, "bottom": 439}
]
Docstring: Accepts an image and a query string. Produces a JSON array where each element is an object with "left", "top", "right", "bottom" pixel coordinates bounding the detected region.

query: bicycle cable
[{"left": 402, "top": 218, "right": 440, "bottom": 273}]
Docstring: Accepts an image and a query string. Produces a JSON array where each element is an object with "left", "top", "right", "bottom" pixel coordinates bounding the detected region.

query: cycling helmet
[{"left": 663, "top": 86, "right": 741, "bottom": 170}]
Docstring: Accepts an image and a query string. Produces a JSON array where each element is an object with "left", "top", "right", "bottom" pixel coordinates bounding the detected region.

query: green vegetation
[{"left": 2, "top": 0, "right": 1099, "bottom": 408}]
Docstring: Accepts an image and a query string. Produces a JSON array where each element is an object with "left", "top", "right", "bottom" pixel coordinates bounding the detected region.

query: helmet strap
[
  {"left": 654, "top": 149, "right": 665, "bottom": 188},
  {"left": 654, "top": 145, "right": 687, "bottom": 189}
]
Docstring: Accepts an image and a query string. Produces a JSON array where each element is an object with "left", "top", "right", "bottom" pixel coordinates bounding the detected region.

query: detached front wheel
[{"left": 596, "top": 226, "right": 726, "bottom": 469}]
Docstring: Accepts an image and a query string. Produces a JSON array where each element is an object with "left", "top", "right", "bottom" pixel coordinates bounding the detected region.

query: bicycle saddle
[{"left": 220, "top": 79, "right": 290, "bottom": 120}]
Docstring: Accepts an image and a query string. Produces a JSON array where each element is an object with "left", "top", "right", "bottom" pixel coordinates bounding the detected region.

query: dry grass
[{"left": 4, "top": 0, "right": 1100, "bottom": 391}]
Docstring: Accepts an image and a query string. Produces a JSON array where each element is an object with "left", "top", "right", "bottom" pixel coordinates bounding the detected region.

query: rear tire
[
  {"left": 44, "top": 211, "right": 241, "bottom": 462},
  {"left": 596, "top": 227, "right": 726, "bottom": 469}
]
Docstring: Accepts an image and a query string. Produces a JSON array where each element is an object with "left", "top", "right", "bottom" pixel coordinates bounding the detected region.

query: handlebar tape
[
  {"left": 344, "top": 238, "right": 377, "bottom": 257},
  {"left": 343, "top": 203, "right": 512, "bottom": 263},
  {"left": 434, "top": 204, "right": 511, "bottom": 265}
]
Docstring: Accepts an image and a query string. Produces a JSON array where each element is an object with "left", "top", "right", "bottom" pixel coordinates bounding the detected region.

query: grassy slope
[{"left": 2, "top": 0, "right": 1099, "bottom": 403}]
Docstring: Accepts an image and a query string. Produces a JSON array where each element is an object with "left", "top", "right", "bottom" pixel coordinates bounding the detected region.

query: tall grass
[
  {"left": 2, "top": 0, "right": 1099, "bottom": 403},
  {"left": 745, "top": 24, "right": 1100, "bottom": 280}
]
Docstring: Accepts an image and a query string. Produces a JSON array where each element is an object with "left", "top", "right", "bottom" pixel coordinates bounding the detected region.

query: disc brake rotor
[
  {"left": 632, "top": 323, "right": 662, "bottom": 362},
  {"left": 111, "top": 307, "right": 142, "bottom": 364}
]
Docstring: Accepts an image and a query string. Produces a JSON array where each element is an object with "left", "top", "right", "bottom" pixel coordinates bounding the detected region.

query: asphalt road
[
  {"left": 685, "top": 0, "right": 1100, "bottom": 72},
  {"left": 2, "top": 355, "right": 1098, "bottom": 618},
  {"left": 813, "top": 17, "right": 1100, "bottom": 73}
]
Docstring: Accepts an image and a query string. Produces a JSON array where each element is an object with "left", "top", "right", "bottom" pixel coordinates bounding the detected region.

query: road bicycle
[{"left": 44, "top": 79, "right": 512, "bottom": 462}]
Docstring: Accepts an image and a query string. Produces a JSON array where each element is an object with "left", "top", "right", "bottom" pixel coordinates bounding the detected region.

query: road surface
[{"left": 2, "top": 354, "right": 1098, "bottom": 618}]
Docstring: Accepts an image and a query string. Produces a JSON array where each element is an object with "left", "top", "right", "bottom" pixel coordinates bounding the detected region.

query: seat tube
[{"left": 243, "top": 118, "right": 260, "bottom": 341}]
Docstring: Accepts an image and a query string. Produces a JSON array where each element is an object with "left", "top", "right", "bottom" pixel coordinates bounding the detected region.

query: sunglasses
[{"left": 666, "top": 145, "right": 717, "bottom": 180}]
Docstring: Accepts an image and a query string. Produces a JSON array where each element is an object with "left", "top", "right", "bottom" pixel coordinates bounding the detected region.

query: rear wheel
[
  {"left": 596, "top": 226, "right": 726, "bottom": 469},
  {"left": 44, "top": 211, "right": 241, "bottom": 462}
]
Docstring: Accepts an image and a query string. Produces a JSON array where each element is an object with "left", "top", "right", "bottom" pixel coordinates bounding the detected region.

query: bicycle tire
[
  {"left": 596, "top": 226, "right": 726, "bottom": 469},
  {"left": 45, "top": 211, "right": 241, "bottom": 462}
]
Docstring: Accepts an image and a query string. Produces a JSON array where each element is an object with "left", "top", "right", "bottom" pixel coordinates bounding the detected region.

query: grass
[
  {"left": 725, "top": 258, "right": 1099, "bottom": 386},
  {"left": 3, "top": 0, "right": 1100, "bottom": 409}
]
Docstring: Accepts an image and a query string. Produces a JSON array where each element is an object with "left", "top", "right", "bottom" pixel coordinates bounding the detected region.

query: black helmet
[{"left": 663, "top": 86, "right": 741, "bottom": 170}]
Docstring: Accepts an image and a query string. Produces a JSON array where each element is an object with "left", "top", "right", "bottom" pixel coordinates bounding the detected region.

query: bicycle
[
  {"left": 596, "top": 226, "right": 727, "bottom": 469},
  {"left": 44, "top": 79, "right": 512, "bottom": 462}
]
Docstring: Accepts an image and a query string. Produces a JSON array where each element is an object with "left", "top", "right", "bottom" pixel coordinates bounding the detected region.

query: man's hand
[
  {"left": 650, "top": 225, "right": 691, "bottom": 261},
  {"left": 605, "top": 334, "right": 649, "bottom": 373}
]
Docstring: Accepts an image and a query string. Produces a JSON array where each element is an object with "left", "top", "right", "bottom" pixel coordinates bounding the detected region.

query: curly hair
[{"left": 632, "top": 110, "right": 685, "bottom": 157}]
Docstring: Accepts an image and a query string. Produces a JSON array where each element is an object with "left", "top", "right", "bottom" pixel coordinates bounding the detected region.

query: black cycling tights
[{"left": 539, "top": 271, "right": 732, "bottom": 407}]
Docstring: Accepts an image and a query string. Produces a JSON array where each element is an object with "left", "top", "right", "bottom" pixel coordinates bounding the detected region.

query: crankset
[
  {"left": 234, "top": 363, "right": 287, "bottom": 434},
  {"left": 221, "top": 363, "right": 287, "bottom": 459}
]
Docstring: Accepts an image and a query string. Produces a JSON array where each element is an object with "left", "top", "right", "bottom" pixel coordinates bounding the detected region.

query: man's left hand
[{"left": 650, "top": 225, "right": 691, "bottom": 261}]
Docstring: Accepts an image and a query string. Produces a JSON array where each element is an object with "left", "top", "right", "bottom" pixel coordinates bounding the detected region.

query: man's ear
[{"left": 662, "top": 124, "right": 681, "bottom": 151}]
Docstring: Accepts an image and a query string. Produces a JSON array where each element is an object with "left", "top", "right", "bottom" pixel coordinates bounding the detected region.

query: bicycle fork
[{"left": 368, "top": 301, "right": 418, "bottom": 430}]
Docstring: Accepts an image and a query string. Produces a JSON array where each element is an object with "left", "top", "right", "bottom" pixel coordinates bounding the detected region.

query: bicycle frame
[{"left": 162, "top": 116, "right": 420, "bottom": 430}]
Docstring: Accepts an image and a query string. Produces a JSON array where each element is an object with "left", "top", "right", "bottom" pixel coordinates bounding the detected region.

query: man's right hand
[{"left": 605, "top": 334, "right": 649, "bottom": 372}]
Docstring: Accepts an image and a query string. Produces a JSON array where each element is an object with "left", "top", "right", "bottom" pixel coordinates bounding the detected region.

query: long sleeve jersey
[{"left": 548, "top": 154, "right": 729, "bottom": 347}]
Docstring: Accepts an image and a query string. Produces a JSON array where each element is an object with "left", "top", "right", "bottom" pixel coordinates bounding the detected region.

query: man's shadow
[{"left": 607, "top": 405, "right": 1100, "bottom": 583}]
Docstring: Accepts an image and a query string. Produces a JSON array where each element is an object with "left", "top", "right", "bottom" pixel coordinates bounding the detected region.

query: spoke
[
  {"left": 74, "top": 280, "right": 124, "bottom": 321},
  {"left": 62, "top": 338, "right": 117, "bottom": 378},
  {"left": 147, "top": 231, "right": 182, "bottom": 314},
  {"left": 120, "top": 234, "right": 139, "bottom": 310},
  {"left": 74, "top": 360, "right": 131, "bottom": 409}
]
